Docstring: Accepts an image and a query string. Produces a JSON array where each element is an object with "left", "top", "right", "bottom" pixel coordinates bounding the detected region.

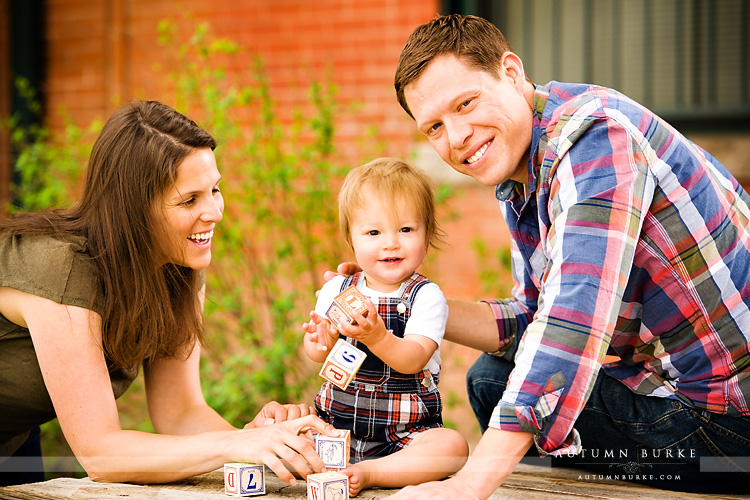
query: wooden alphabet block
[
  {"left": 316, "top": 430, "right": 351, "bottom": 469},
  {"left": 326, "top": 285, "right": 369, "bottom": 328},
  {"left": 319, "top": 339, "right": 366, "bottom": 389},
  {"left": 224, "top": 462, "right": 265, "bottom": 496},
  {"left": 307, "top": 471, "right": 349, "bottom": 500},
  {"left": 319, "top": 359, "right": 354, "bottom": 390}
]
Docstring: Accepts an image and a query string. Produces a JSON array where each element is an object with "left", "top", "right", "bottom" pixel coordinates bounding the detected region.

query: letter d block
[
  {"left": 316, "top": 430, "right": 351, "bottom": 469},
  {"left": 319, "top": 339, "right": 366, "bottom": 389},
  {"left": 307, "top": 471, "right": 349, "bottom": 500},
  {"left": 224, "top": 462, "right": 265, "bottom": 496}
]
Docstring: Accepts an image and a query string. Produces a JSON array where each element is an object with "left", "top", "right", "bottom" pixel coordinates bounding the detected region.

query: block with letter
[
  {"left": 326, "top": 285, "right": 369, "bottom": 328},
  {"left": 224, "top": 462, "right": 265, "bottom": 496},
  {"left": 316, "top": 430, "right": 351, "bottom": 469},
  {"left": 319, "top": 338, "right": 366, "bottom": 389},
  {"left": 307, "top": 471, "right": 349, "bottom": 500}
]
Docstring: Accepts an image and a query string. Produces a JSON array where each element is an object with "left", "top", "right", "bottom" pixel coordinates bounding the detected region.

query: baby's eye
[
  {"left": 400, "top": 227, "right": 413, "bottom": 233},
  {"left": 367, "top": 230, "right": 380, "bottom": 236},
  {"left": 461, "top": 99, "right": 472, "bottom": 108}
]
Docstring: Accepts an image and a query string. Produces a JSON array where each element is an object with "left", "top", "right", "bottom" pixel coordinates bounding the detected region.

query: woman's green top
[{"left": 0, "top": 232, "right": 138, "bottom": 457}]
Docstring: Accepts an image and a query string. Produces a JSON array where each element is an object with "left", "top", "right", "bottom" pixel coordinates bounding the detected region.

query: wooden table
[{"left": 2, "top": 463, "right": 750, "bottom": 499}]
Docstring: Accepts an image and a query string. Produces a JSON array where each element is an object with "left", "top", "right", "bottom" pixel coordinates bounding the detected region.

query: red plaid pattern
[{"left": 314, "top": 272, "right": 444, "bottom": 462}]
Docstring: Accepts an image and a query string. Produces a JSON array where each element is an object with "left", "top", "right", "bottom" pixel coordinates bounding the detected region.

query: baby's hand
[
  {"left": 303, "top": 311, "right": 337, "bottom": 352},
  {"left": 338, "top": 298, "right": 389, "bottom": 347}
]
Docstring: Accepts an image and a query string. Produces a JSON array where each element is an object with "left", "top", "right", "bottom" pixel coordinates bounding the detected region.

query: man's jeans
[{"left": 467, "top": 352, "right": 750, "bottom": 493}]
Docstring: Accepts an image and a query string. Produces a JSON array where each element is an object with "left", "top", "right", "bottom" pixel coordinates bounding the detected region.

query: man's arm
[
  {"left": 443, "top": 298, "right": 503, "bottom": 351},
  {"left": 387, "top": 428, "right": 534, "bottom": 499},
  {"left": 326, "top": 265, "right": 509, "bottom": 353}
]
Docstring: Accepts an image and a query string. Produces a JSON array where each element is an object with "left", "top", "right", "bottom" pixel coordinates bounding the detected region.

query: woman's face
[{"left": 156, "top": 148, "right": 224, "bottom": 270}]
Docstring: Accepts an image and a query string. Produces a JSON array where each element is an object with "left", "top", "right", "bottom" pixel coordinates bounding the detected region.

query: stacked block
[
  {"left": 319, "top": 339, "right": 366, "bottom": 390},
  {"left": 224, "top": 462, "right": 265, "bottom": 496},
  {"left": 307, "top": 471, "right": 349, "bottom": 500},
  {"left": 325, "top": 285, "right": 369, "bottom": 328},
  {"left": 315, "top": 430, "right": 351, "bottom": 470}
]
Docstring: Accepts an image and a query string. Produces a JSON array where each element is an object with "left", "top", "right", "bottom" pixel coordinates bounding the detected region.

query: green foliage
[
  {"left": 154, "top": 18, "right": 359, "bottom": 425},
  {"left": 3, "top": 15, "right": 461, "bottom": 472},
  {"left": 471, "top": 237, "right": 513, "bottom": 297},
  {"left": 3, "top": 77, "right": 99, "bottom": 211}
]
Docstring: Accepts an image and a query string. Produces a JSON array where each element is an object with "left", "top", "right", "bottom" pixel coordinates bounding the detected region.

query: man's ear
[{"left": 499, "top": 52, "right": 526, "bottom": 90}]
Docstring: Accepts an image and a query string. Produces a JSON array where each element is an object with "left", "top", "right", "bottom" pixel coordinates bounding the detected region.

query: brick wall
[
  {"left": 43, "top": 0, "right": 435, "bottom": 154},
  {"left": 38, "top": 1, "right": 502, "bottom": 445},
  {"left": 39, "top": 0, "right": 511, "bottom": 301}
]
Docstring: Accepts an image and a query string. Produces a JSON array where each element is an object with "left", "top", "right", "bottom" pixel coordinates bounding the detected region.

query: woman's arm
[
  {"left": 11, "top": 288, "right": 329, "bottom": 484},
  {"left": 144, "top": 342, "right": 234, "bottom": 435}
]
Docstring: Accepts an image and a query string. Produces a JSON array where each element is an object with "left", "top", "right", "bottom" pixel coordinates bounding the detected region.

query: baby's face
[{"left": 349, "top": 194, "right": 427, "bottom": 293}]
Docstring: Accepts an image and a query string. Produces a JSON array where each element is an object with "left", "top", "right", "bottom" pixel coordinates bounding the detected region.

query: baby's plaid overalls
[{"left": 314, "top": 272, "right": 444, "bottom": 462}]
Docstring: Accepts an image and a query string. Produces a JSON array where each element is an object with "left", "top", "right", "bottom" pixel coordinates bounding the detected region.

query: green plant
[
  {"left": 3, "top": 15, "right": 461, "bottom": 476},
  {"left": 471, "top": 237, "right": 513, "bottom": 297},
  {"left": 154, "top": 18, "right": 366, "bottom": 425},
  {"left": 3, "top": 77, "right": 99, "bottom": 212}
]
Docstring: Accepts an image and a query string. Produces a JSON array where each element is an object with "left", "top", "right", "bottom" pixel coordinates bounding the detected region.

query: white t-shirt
[{"left": 315, "top": 274, "right": 448, "bottom": 374}]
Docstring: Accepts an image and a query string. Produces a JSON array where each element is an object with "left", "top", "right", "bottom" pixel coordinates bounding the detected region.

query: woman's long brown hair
[{"left": 0, "top": 100, "right": 217, "bottom": 370}]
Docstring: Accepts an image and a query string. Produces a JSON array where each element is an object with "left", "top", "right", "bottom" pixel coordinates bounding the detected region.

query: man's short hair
[{"left": 394, "top": 14, "right": 519, "bottom": 118}]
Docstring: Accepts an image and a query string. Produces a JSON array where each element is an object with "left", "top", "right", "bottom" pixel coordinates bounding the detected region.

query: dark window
[
  {"left": 7, "top": 0, "right": 46, "bottom": 206},
  {"left": 442, "top": 0, "right": 750, "bottom": 132}
]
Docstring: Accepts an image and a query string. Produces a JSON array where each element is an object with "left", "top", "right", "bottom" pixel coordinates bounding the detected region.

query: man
[{"left": 384, "top": 13, "right": 750, "bottom": 499}]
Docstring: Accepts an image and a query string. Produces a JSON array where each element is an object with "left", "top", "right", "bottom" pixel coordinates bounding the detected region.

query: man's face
[{"left": 404, "top": 53, "right": 533, "bottom": 187}]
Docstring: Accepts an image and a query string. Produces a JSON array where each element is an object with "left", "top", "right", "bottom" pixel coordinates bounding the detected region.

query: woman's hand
[
  {"left": 245, "top": 401, "right": 316, "bottom": 428},
  {"left": 233, "top": 414, "right": 335, "bottom": 484}
]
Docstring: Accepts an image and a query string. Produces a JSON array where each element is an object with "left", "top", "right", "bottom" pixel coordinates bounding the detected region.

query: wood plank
[{"left": 2, "top": 465, "right": 750, "bottom": 499}]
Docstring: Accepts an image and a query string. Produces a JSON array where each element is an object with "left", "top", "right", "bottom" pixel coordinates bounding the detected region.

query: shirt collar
[{"left": 495, "top": 84, "right": 546, "bottom": 203}]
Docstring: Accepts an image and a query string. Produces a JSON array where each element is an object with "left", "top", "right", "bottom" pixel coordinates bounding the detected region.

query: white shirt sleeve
[
  {"left": 403, "top": 282, "right": 448, "bottom": 346},
  {"left": 314, "top": 275, "right": 346, "bottom": 317}
]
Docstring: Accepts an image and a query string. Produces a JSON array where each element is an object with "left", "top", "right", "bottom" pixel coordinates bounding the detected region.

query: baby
[{"left": 303, "top": 158, "right": 468, "bottom": 496}]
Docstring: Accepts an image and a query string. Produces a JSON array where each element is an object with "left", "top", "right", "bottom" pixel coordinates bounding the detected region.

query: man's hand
[
  {"left": 386, "top": 476, "right": 481, "bottom": 500},
  {"left": 323, "top": 262, "right": 362, "bottom": 283},
  {"left": 388, "top": 429, "right": 534, "bottom": 499}
]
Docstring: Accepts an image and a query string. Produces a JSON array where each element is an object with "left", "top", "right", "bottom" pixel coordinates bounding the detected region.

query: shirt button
[
  {"left": 422, "top": 377, "right": 432, "bottom": 388},
  {"left": 397, "top": 302, "right": 407, "bottom": 314}
]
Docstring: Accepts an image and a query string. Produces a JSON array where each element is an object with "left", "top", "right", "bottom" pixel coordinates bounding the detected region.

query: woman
[{"left": 0, "top": 100, "right": 332, "bottom": 485}]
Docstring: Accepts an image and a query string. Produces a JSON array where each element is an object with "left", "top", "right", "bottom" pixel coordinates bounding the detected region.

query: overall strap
[
  {"left": 341, "top": 272, "right": 363, "bottom": 291},
  {"left": 396, "top": 272, "right": 432, "bottom": 304}
]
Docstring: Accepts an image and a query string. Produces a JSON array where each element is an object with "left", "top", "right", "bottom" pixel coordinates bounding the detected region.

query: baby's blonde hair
[{"left": 339, "top": 157, "right": 445, "bottom": 252}]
